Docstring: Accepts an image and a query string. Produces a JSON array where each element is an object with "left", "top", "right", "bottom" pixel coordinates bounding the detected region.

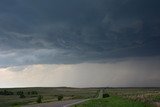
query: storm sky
[{"left": 0, "top": 0, "right": 160, "bottom": 87}]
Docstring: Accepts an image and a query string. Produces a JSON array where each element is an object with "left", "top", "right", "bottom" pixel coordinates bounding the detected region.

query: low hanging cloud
[{"left": 1, "top": 57, "right": 160, "bottom": 88}]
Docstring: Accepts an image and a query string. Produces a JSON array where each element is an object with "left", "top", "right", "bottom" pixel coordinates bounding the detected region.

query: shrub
[
  {"left": 103, "top": 93, "right": 110, "bottom": 98},
  {"left": 57, "top": 95, "right": 63, "bottom": 101},
  {"left": 17, "top": 91, "right": 24, "bottom": 95},
  {"left": 19, "top": 94, "right": 25, "bottom": 98},
  {"left": 37, "top": 95, "right": 43, "bottom": 103},
  {"left": 12, "top": 102, "right": 20, "bottom": 106},
  {"left": 0, "top": 90, "right": 14, "bottom": 95},
  {"left": 28, "top": 92, "right": 30, "bottom": 95},
  {"left": 31, "top": 91, "right": 38, "bottom": 95}
]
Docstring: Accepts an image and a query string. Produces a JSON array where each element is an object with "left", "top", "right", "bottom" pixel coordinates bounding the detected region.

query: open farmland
[
  {"left": 73, "top": 88, "right": 160, "bottom": 107},
  {"left": 106, "top": 88, "right": 160, "bottom": 104},
  {"left": 0, "top": 87, "right": 99, "bottom": 107},
  {"left": 73, "top": 96, "right": 152, "bottom": 107},
  {"left": 1, "top": 87, "right": 160, "bottom": 107}
]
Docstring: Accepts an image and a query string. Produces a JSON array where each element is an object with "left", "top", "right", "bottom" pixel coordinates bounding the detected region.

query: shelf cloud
[
  {"left": 0, "top": 0, "right": 160, "bottom": 87},
  {"left": 0, "top": 0, "right": 160, "bottom": 66}
]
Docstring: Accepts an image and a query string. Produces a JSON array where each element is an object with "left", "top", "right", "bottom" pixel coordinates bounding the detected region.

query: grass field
[
  {"left": 73, "top": 96, "right": 152, "bottom": 107},
  {"left": 0, "top": 87, "right": 99, "bottom": 107},
  {"left": 74, "top": 88, "right": 160, "bottom": 107},
  {"left": 0, "top": 87, "right": 160, "bottom": 107},
  {"left": 106, "top": 88, "right": 160, "bottom": 103}
]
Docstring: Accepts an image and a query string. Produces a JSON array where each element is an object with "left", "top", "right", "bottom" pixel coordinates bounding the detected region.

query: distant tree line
[
  {"left": 27, "top": 91, "right": 38, "bottom": 95},
  {"left": 0, "top": 90, "right": 38, "bottom": 97},
  {"left": 0, "top": 90, "right": 43, "bottom": 103},
  {"left": 0, "top": 90, "right": 14, "bottom": 95}
]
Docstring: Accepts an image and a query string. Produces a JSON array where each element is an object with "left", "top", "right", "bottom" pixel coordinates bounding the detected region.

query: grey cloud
[
  {"left": 2, "top": 57, "right": 160, "bottom": 87},
  {"left": 0, "top": 0, "right": 160, "bottom": 66}
]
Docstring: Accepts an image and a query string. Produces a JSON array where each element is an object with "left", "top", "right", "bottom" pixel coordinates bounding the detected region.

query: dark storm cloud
[{"left": 0, "top": 0, "right": 160, "bottom": 66}]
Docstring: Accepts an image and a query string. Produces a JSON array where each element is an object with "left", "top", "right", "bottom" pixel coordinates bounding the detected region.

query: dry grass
[
  {"left": 106, "top": 88, "right": 160, "bottom": 106},
  {"left": 0, "top": 87, "right": 99, "bottom": 107}
]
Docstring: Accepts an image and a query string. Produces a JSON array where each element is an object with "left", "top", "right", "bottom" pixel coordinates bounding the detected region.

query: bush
[
  {"left": 19, "top": 94, "right": 25, "bottom": 98},
  {"left": 57, "top": 95, "right": 63, "bottom": 101},
  {"left": 12, "top": 102, "right": 19, "bottom": 106},
  {"left": 37, "top": 95, "right": 43, "bottom": 103},
  {"left": 31, "top": 91, "right": 38, "bottom": 95},
  {"left": 28, "top": 92, "right": 30, "bottom": 95},
  {"left": 17, "top": 91, "right": 24, "bottom": 95},
  {"left": 0, "top": 90, "right": 14, "bottom": 95},
  {"left": 103, "top": 93, "right": 110, "bottom": 98}
]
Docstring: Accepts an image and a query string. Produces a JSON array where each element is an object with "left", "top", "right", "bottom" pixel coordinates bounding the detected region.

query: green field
[
  {"left": 73, "top": 88, "right": 160, "bottom": 107},
  {"left": 73, "top": 96, "right": 152, "bottom": 107},
  {"left": 106, "top": 88, "right": 160, "bottom": 103}
]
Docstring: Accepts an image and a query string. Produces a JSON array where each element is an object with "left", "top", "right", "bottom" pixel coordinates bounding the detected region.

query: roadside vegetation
[
  {"left": 73, "top": 96, "right": 152, "bottom": 107},
  {"left": 74, "top": 88, "right": 160, "bottom": 107},
  {"left": 107, "top": 88, "right": 160, "bottom": 106}
]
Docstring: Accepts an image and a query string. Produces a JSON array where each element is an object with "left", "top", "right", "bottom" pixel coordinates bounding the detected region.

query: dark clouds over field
[
  {"left": 0, "top": 0, "right": 160, "bottom": 67},
  {"left": 0, "top": 0, "right": 160, "bottom": 87}
]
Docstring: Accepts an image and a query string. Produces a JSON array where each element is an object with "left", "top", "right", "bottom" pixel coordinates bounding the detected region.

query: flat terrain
[
  {"left": 0, "top": 87, "right": 160, "bottom": 107},
  {"left": 0, "top": 87, "right": 99, "bottom": 107},
  {"left": 74, "top": 96, "right": 152, "bottom": 107},
  {"left": 106, "top": 88, "right": 160, "bottom": 103},
  {"left": 74, "top": 88, "right": 160, "bottom": 107}
]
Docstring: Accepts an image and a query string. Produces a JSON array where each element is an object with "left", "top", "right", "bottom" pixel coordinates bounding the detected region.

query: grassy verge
[{"left": 73, "top": 96, "right": 153, "bottom": 107}]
